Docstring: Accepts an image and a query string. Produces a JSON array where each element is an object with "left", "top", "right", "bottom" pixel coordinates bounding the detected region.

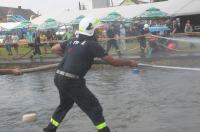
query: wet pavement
[{"left": 0, "top": 67, "right": 200, "bottom": 132}]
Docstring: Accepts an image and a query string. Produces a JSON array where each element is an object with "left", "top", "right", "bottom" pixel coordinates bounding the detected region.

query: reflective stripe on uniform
[
  {"left": 50, "top": 118, "right": 59, "bottom": 127},
  {"left": 94, "top": 18, "right": 100, "bottom": 24},
  {"left": 96, "top": 122, "right": 107, "bottom": 130},
  {"left": 79, "top": 29, "right": 84, "bottom": 33}
]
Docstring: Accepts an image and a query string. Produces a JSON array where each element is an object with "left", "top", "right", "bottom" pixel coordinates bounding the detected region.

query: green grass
[
  {"left": 1, "top": 40, "right": 198, "bottom": 60},
  {"left": 0, "top": 45, "right": 55, "bottom": 59}
]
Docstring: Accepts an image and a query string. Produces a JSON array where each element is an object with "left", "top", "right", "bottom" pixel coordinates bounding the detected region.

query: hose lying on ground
[
  {"left": 20, "top": 60, "right": 107, "bottom": 73},
  {"left": 138, "top": 63, "right": 200, "bottom": 71},
  {"left": 21, "top": 63, "right": 59, "bottom": 73},
  {"left": 19, "top": 60, "right": 200, "bottom": 74}
]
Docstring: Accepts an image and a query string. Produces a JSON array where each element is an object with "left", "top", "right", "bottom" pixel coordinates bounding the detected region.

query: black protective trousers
[
  {"left": 106, "top": 39, "right": 120, "bottom": 52},
  {"left": 106, "top": 39, "right": 121, "bottom": 56},
  {"left": 33, "top": 43, "right": 41, "bottom": 55},
  {"left": 45, "top": 74, "right": 109, "bottom": 131}
]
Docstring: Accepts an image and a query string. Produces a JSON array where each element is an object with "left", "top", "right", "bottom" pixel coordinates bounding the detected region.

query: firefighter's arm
[{"left": 102, "top": 55, "right": 137, "bottom": 67}]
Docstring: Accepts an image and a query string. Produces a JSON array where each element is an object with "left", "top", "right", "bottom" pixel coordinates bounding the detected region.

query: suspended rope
[
  {"left": 110, "top": 46, "right": 140, "bottom": 55},
  {"left": 13, "top": 48, "right": 33, "bottom": 60},
  {"left": 98, "top": 35, "right": 146, "bottom": 41}
]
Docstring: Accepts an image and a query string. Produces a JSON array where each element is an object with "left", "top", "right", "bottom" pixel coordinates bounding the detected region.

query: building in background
[
  {"left": 79, "top": 0, "right": 110, "bottom": 10},
  {"left": 120, "top": 0, "right": 136, "bottom": 5},
  {"left": 0, "top": 6, "right": 39, "bottom": 22},
  {"left": 119, "top": 0, "right": 168, "bottom": 5},
  {"left": 92, "top": 0, "right": 110, "bottom": 8}
]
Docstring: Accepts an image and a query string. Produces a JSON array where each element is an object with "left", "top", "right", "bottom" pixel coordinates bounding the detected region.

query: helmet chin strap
[
  {"left": 91, "top": 34, "right": 98, "bottom": 42},
  {"left": 93, "top": 31, "right": 99, "bottom": 41},
  {"left": 78, "top": 33, "right": 97, "bottom": 42}
]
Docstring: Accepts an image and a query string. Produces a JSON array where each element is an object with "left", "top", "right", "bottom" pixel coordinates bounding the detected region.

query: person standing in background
[
  {"left": 3, "top": 33, "right": 13, "bottom": 56},
  {"left": 119, "top": 23, "right": 126, "bottom": 50},
  {"left": 170, "top": 19, "right": 180, "bottom": 48},
  {"left": 137, "top": 24, "right": 149, "bottom": 57},
  {"left": 184, "top": 20, "right": 193, "bottom": 33},
  {"left": 171, "top": 19, "right": 181, "bottom": 34},
  {"left": 106, "top": 24, "right": 121, "bottom": 56},
  {"left": 12, "top": 32, "right": 19, "bottom": 55},
  {"left": 184, "top": 20, "right": 195, "bottom": 48},
  {"left": 62, "top": 28, "right": 72, "bottom": 41},
  {"left": 30, "top": 32, "right": 41, "bottom": 59},
  {"left": 40, "top": 32, "right": 48, "bottom": 54}
]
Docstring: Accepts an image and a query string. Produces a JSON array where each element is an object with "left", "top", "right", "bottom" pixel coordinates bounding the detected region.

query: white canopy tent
[
  {"left": 53, "top": 0, "right": 199, "bottom": 23},
  {"left": 31, "top": 0, "right": 199, "bottom": 25},
  {"left": 31, "top": 16, "right": 52, "bottom": 25},
  {"left": 172, "top": 0, "right": 200, "bottom": 16},
  {"left": 0, "top": 22, "right": 21, "bottom": 30}
]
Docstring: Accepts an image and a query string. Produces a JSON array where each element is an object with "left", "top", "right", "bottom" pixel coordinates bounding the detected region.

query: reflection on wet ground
[{"left": 0, "top": 67, "right": 200, "bottom": 132}]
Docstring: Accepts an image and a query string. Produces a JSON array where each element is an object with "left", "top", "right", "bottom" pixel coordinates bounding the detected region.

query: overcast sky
[{"left": 0, "top": 0, "right": 124, "bottom": 16}]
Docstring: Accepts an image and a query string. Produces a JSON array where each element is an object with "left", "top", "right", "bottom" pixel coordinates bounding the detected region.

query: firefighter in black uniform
[{"left": 43, "top": 16, "right": 138, "bottom": 132}]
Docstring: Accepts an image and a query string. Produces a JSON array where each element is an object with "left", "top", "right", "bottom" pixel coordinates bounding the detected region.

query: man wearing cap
[
  {"left": 43, "top": 16, "right": 137, "bottom": 132},
  {"left": 106, "top": 24, "right": 121, "bottom": 56},
  {"left": 137, "top": 24, "right": 149, "bottom": 57}
]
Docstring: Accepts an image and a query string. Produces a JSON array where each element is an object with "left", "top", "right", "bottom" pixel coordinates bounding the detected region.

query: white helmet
[
  {"left": 78, "top": 16, "right": 102, "bottom": 36},
  {"left": 143, "top": 24, "right": 149, "bottom": 29}
]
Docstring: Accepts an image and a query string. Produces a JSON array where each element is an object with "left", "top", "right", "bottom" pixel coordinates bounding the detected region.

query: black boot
[
  {"left": 30, "top": 54, "right": 33, "bottom": 59},
  {"left": 43, "top": 123, "right": 57, "bottom": 132},
  {"left": 98, "top": 127, "right": 111, "bottom": 132},
  {"left": 117, "top": 51, "right": 122, "bottom": 57}
]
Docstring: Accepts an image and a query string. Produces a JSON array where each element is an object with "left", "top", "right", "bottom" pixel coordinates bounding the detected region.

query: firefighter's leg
[
  {"left": 43, "top": 90, "right": 74, "bottom": 132},
  {"left": 113, "top": 40, "right": 121, "bottom": 57},
  {"left": 106, "top": 40, "right": 112, "bottom": 53},
  {"left": 70, "top": 81, "right": 110, "bottom": 132}
]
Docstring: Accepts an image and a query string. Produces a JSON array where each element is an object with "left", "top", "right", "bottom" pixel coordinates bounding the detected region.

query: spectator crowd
[{"left": 0, "top": 18, "right": 194, "bottom": 58}]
